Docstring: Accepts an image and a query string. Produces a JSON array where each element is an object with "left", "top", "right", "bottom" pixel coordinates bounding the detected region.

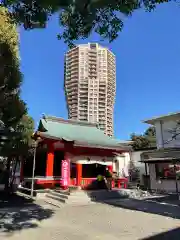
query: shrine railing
[
  {"left": 70, "top": 178, "right": 76, "bottom": 186},
  {"left": 70, "top": 177, "right": 128, "bottom": 189},
  {"left": 21, "top": 177, "right": 128, "bottom": 189},
  {"left": 81, "top": 178, "right": 96, "bottom": 187}
]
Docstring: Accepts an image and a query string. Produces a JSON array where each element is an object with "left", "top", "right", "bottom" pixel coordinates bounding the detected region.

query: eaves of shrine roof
[
  {"left": 142, "top": 111, "right": 180, "bottom": 125},
  {"left": 36, "top": 115, "right": 132, "bottom": 151}
]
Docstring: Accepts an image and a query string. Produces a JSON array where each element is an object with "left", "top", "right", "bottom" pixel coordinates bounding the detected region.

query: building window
[
  {"left": 90, "top": 43, "right": 96, "bottom": 49},
  {"left": 155, "top": 163, "right": 180, "bottom": 180}
]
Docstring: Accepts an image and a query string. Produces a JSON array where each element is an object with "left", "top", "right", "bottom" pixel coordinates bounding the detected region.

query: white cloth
[
  {"left": 76, "top": 160, "right": 112, "bottom": 166},
  {"left": 122, "top": 167, "right": 129, "bottom": 177}
]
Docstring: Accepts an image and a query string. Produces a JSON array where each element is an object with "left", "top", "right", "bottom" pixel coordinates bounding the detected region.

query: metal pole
[
  {"left": 173, "top": 163, "right": 179, "bottom": 200},
  {"left": 144, "top": 162, "right": 148, "bottom": 190},
  {"left": 31, "top": 141, "right": 37, "bottom": 198}
]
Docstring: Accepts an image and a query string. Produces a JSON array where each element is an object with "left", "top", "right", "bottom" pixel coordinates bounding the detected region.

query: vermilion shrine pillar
[
  {"left": 76, "top": 163, "right": 82, "bottom": 186},
  {"left": 108, "top": 164, "right": 114, "bottom": 188},
  {"left": 46, "top": 142, "right": 54, "bottom": 177},
  {"left": 108, "top": 165, "right": 113, "bottom": 173}
]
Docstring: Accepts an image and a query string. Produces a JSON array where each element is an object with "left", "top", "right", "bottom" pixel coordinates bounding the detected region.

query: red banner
[{"left": 61, "top": 160, "right": 70, "bottom": 187}]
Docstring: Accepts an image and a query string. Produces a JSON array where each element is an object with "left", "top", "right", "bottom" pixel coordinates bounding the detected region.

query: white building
[
  {"left": 112, "top": 149, "right": 151, "bottom": 186},
  {"left": 141, "top": 111, "right": 180, "bottom": 193},
  {"left": 64, "top": 43, "right": 116, "bottom": 136}
]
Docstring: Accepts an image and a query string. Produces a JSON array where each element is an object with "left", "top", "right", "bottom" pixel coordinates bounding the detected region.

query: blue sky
[{"left": 20, "top": 2, "right": 180, "bottom": 140}]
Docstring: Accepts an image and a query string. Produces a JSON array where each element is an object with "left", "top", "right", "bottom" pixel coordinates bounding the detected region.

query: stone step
[
  {"left": 46, "top": 195, "right": 92, "bottom": 206},
  {"left": 45, "top": 189, "right": 130, "bottom": 208},
  {"left": 46, "top": 189, "right": 92, "bottom": 205},
  {"left": 46, "top": 194, "right": 67, "bottom": 203},
  {"left": 50, "top": 189, "right": 90, "bottom": 198},
  {"left": 48, "top": 191, "right": 69, "bottom": 199},
  {"left": 53, "top": 189, "right": 89, "bottom": 197},
  {"left": 53, "top": 189, "right": 71, "bottom": 195},
  {"left": 47, "top": 193, "right": 90, "bottom": 202},
  {"left": 50, "top": 190, "right": 89, "bottom": 197}
]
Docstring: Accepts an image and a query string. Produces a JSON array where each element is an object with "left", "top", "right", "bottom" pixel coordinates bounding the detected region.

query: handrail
[{"left": 24, "top": 176, "right": 62, "bottom": 181}]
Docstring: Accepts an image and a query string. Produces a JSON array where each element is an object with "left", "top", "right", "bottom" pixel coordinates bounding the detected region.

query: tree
[
  {"left": 8, "top": 114, "right": 35, "bottom": 156},
  {"left": 0, "top": 6, "right": 27, "bottom": 129},
  {"left": 9, "top": 115, "right": 34, "bottom": 191},
  {"left": 1, "top": 114, "right": 35, "bottom": 192},
  {"left": 0, "top": 6, "right": 19, "bottom": 58},
  {"left": 131, "top": 126, "right": 156, "bottom": 150},
  {"left": 0, "top": 6, "right": 28, "bottom": 192},
  {"left": 2, "top": 0, "right": 170, "bottom": 47},
  {"left": 16, "top": 115, "right": 34, "bottom": 146}
]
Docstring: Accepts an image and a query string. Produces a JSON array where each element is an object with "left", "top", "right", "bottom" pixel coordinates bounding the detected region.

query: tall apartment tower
[{"left": 64, "top": 43, "right": 116, "bottom": 136}]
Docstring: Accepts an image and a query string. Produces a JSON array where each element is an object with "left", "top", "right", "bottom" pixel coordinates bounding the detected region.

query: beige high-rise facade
[{"left": 64, "top": 43, "right": 116, "bottom": 136}]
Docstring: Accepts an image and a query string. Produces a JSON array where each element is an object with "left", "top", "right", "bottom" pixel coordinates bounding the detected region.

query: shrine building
[{"left": 21, "top": 115, "right": 132, "bottom": 190}]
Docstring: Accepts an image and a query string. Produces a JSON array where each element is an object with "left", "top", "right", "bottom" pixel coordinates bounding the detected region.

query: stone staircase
[
  {"left": 45, "top": 188, "right": 92, "bottom": 207},
  {"left": 44, "top": 188, "right": 128, "bottom": 208}
]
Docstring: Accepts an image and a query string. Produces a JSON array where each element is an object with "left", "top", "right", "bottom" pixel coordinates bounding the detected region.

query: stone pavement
[{"left": 0, "top": 202, "right": 180, "bottom": 240}]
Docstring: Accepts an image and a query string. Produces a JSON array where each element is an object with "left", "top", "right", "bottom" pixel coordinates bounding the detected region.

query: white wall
[
  {"left": 154, "top": 121, "right": 164, "bottom": 148},
  {"left": 115, "top": 153, "right": 130, "bottom": 177},
  {"left": 130, "top": 151, "right": 147, "bottom": 170},
  {"left": 149, "top": 164, "right": 180, "bottom": 192},
  {"left": 155, "top": 119, "right": 180, "bottom": 149},
  {"left": 114, "top": 151, "right": 148, "bottom": 184},
  {"left": 71, "top": 155, "right": 113, "bottom": 166},
  {"left": 130, "top": 151, "right": 149, "bottom": 184}
]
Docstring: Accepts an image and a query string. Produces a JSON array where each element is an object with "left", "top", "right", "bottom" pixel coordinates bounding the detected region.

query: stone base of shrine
[{"left": 20, "top": 177, "right": 128, "bottom": 192}]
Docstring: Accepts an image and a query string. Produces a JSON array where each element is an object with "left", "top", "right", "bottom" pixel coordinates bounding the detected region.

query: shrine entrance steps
[
  {"left": 44, "top": 188, "right": 127, "bottom": 208},
  {"left": 45, "top": 188, "right": 92, "bottom": 207}
]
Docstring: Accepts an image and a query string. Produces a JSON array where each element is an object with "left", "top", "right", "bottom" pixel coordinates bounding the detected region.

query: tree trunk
[
  {"left": 4, "top": 156, "right": 11, "bottom": 192},
  {"left": 9, "top": 157, "right": 18, "bottom": 193}
]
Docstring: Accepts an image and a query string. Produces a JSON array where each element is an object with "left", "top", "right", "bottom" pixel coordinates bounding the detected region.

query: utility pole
[{"left": 31, "top": 140, "right": 37, "bottom": 198}]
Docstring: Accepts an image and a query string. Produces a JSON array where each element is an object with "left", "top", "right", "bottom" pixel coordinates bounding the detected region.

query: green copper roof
[{"left": 37, "top": 116, "right": 131, "bottom": 151}]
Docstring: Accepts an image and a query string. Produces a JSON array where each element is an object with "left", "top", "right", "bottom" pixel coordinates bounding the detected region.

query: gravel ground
[{"left": 0, "top": 202, "right": 180, "bottom": 240}]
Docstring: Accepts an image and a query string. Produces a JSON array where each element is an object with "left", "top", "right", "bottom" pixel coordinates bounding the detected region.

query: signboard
[{"left": 61, "top": 160, "right": 70, "bottom": 187}]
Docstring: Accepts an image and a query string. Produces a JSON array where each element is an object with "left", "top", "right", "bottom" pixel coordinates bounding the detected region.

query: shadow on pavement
[
  {"left": 141, "top": 227, "right": 180, "bottom": 239},
  {"left": 98, "top": 198, "right": 180, "bottom": 219},
  {"left": 0, "top": 192, "right": 54, "bottom": 235},
  {"left": 0, "top": 192, "right": 37, "bottom": 208},
  {"left": 145, "top": 194, "right": 180, "bottom": 205},
  {"left": 87, "top": 190, "right": 180, "bottom": 220}
]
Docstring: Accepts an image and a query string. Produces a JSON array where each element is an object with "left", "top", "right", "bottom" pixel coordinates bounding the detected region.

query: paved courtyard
[{"left": 0, "top": 202, "right": 180, "bottom": 240}]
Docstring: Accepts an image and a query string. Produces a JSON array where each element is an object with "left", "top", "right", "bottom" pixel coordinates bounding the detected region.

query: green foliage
[
  {"left": 2, "top": 0, "right": 171, "bottom": 47},
  {"left": 131, "top": 126, "right": 156, "bottom": 150},
  {"left": 0, "top": 6, "right": 27, "bottom": 129},
  {"left": 0, "top": 6, "right": 31, "bottom": 157},
  {"left": 1, "top": 115, "right": 35, "bottom": 157},
  {"left": 0, "top": 7, "right": 34, "bottom": 191},
  {"left": 14, "top": 114, "right": 35, "bottom": 147},
  {"left": 0, "top": 6, "right": 19, "bottom": 58}
]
